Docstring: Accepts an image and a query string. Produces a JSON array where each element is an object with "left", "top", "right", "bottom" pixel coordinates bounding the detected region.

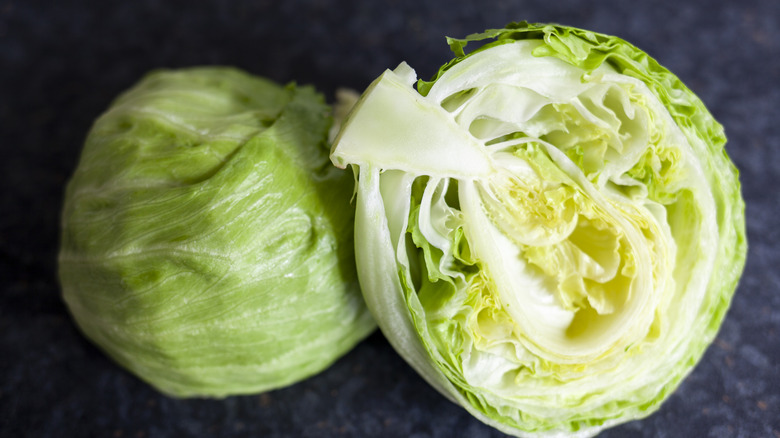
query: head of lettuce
[
  {"left": 330, "top": 22, "right": 746, "bottom": 436},
  {"left": 58, "top": 67, "right": 375, "bottom": 398}
]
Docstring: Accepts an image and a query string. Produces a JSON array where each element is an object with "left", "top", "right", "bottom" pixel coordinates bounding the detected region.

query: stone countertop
[{"left": 1, "top": 0, "right": 778, "bottom": 437}]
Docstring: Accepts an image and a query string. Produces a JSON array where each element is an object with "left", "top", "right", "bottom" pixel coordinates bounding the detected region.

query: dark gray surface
[{"left": 2, "top": 0, "right": 778, "bottom": 437}]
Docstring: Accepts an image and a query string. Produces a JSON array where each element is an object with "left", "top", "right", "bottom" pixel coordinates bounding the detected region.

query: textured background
[{"left": 2, "top": 0, "right": 779, "bottom": 437}]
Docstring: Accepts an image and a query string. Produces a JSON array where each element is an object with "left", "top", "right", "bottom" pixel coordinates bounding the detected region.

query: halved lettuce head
[
  {"left": 59, "top": 67, "right": 375, "bottom": 397},
  {"left": 331, "top": 22, "right": 746, "bottom": 436}
]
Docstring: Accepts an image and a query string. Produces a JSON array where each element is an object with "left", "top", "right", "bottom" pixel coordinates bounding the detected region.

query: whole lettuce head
[
  {"left": 331, "top": 23, "right": 746, "bottom": 436},
  {"left": 59, "top": 67, "right": 375, "bottom": 397}
]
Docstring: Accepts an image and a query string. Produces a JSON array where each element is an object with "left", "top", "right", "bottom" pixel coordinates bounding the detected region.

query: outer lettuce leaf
[
  {"left": 332, "top": 23, "right": 746, "bottom": 437},
  {"left": 59, "top": 67, "right": 375, "bottom": 397}
]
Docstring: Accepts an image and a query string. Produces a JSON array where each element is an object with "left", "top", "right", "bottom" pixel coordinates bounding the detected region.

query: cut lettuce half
[{"left": 331, "top": 22, "right": 746, "bottom": 437}]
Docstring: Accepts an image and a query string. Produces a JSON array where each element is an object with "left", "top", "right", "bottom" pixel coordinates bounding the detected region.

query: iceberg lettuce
[
  {"left": 331, "top": 22, "right": 746, "bottom": 436},
  {"left": 59, "top": 67, "right": 375, "bottom": 397}
]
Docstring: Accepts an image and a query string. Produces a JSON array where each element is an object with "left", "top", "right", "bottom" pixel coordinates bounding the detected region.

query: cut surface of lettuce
[
  {"left": 59, "top": 67, "right": 375, "bottom": 397},
  {"left": 331, "top": 22, "right": 746, "bottom": 437}
]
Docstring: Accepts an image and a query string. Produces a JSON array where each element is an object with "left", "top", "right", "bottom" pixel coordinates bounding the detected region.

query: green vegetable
[
  {"left": 331, "top": 22, "right": 746, "bottom": 436},
  {"left": 59, "top": 67, "right": 375, "bottom": 397}
]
